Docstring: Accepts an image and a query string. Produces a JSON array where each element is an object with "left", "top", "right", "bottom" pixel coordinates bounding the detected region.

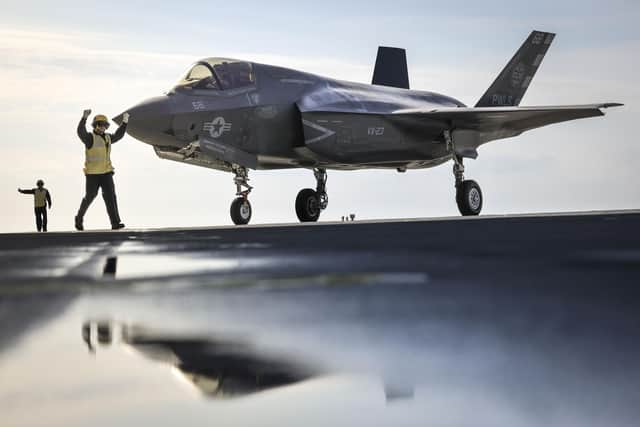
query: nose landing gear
[
  {"left": 230, "top": 166, "right": 253, "bottom": 225},
  {"left": 295, "top": 168, "right": 328, "bottom": 222}
]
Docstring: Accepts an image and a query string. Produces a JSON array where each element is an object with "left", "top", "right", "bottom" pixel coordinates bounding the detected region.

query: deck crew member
[
  {"left": 18, "top": 179, "right": 52, "bottom": 232},
  {"left": 75, "top": 109, "right": 129, "bottom": 231}
]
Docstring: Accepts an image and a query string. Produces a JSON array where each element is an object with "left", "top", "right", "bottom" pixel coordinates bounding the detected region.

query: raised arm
[
  {"left": 110, "top": 112, "right": 129, "bottom": 144},
  {"left": 77, "top": 109, "right": 92, "bottom": 147},
  {"left": 18, "top": 188, "right": 35, "bottom": 195}
]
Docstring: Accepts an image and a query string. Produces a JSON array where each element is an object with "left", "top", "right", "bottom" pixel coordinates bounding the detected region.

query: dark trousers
[
  {"left": 76, "top": 173, "right": 121, "bottom": 226},
  {"left": 34, "top": 206, "right": 47, "bottom": 232}
]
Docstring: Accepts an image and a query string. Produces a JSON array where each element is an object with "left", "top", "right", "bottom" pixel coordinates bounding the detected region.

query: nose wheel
[
  {"left": 230, "top": 166, "right": 253, "bottom": 225},
  {"left": 295, "top": 168, "right": 328, "bottom": 222}
]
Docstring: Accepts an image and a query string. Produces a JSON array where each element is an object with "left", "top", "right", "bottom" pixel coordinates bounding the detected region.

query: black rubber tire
[
  {"left": 456, "top": 180, "right": 483, "bottom": 216},
  {"left": 230, "top": 197, "right": 252, "bottom": 225},
  {"left": 295, "top": 188, "right": 321, "bottom": 222}
]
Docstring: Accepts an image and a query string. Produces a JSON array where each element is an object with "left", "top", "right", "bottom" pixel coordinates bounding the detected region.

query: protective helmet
[
  {"left": 92, "top": 114, "right": 110, "bottom": 128},
  {"left": 36, "top": 179, "right": 44, "bottom": 187}
]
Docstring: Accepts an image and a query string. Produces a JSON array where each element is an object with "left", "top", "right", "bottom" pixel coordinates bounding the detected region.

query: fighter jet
[{"left": 116, "top": 30, "right": 622, "bottom": 225}]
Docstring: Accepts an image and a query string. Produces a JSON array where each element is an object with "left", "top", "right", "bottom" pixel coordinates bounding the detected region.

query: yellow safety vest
[
  {"left": 84, "top": 133, "right": 113, "bottom": 174},
  {"left": 34, "top": 188, "right": 47, "bottom": 208}
]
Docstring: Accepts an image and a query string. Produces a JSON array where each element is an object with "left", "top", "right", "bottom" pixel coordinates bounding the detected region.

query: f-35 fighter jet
[{"left": 116, "top": 30, "right": 621, "bottom": 225}]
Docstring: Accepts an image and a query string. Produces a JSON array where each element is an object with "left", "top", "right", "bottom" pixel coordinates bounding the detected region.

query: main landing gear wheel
[
  {"left": 456, "top": 180, "right": 483, "bottom": 216},
  {"left": 296, "top": 189, "right": 321, "bottom": 222},
  {"left": 230, "top": 166, "right": 253, "bottom": 225},
  {"left": 451, "top": 152, "right": 483, "bottom": 216},
  {"left": 295, "top": 168, "right": 328, "bottom": 223},
  {"left": 230, "top": 197, "right": 252, "bottom": 225}
]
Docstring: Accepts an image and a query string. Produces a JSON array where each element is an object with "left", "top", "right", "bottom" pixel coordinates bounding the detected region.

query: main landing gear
[
  {"left": 230, "top": 166, "right": 253, "bottom": 225},
  {"left": 453, "top": 155, "right": 483, "bottom": 216},
  {"left": 444, "top": 129, "right": 483, "bottom": 216},
  {"left": 295, "top": 168, "right": 328, "bottom": 222}
]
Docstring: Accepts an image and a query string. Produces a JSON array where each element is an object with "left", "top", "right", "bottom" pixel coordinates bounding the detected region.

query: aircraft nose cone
[{"left": 114, "top": 96, "right": 175, "bottom": 146}]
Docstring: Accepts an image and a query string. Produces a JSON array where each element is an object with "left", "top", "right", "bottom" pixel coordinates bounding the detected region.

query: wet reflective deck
[{"left": 1, "top": 211, "right": 639, "bottom": 427}]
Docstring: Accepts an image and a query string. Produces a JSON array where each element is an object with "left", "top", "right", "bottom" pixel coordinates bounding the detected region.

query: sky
[{"left": 1, "top": 0, "right": 638, "bottom": 232}]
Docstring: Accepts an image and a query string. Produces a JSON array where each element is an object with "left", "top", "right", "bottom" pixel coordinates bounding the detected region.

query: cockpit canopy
[{"left": 175, "top": 58, "right": 255, "bottom": 91}]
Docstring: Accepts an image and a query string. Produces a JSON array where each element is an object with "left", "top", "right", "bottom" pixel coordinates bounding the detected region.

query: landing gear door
[{"left": 199, "top": 137, "right": 258, "bottom": 170}]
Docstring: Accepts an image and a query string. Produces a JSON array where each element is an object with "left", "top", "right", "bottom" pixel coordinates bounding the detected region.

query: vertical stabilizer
[
  {"left": 475, "top": 31, "right": 555, "bottom": 107},
  {"left": 372, "top": 47, "right": 410, "bottom": 89}
]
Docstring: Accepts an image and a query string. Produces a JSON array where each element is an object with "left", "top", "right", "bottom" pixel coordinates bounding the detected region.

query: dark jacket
[
  {"left": 77, "top": 118, "right": 127, "bottom": 149},
  {"left": 19, "top": 188, "right": 52, "bottom": 207}
]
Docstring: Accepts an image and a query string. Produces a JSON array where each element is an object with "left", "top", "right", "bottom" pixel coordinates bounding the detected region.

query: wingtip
[
  {"left": 532, "top": 29, "right": 556, "bottom": 36},
  {"left": 602, "top": 103, "right": 624, "bottom": 108}
]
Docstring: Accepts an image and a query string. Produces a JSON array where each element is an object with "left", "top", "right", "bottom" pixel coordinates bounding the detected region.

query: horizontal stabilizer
[
  {"left": 476, "top": 30, "right": 555, "bottom": 107},
  {"left": 372, "top": 47, "right": 410, "bottom": 89}
]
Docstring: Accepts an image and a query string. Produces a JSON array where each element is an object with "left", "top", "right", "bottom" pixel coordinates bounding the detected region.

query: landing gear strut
[
  {"left": 295, "top": 168, "right": 328, "bottom": 222},
  {"left": 230, "top": 166, "right": 253, "bottom": 225},
  {"left": 445, "top": 130, "right": 483, "bottom": 216}
]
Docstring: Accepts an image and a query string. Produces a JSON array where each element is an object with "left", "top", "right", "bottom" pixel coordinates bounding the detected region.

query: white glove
[
  {"left": 122, "top": 112, "right": 130, "bottom": 124},
  {"left": 82, "top": 109, "right": 92, "bottom": 119}
]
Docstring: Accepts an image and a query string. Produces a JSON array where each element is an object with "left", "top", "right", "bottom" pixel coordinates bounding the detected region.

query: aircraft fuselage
[{"left": 121, "top": 61, "right": 464, "bottom": 171}]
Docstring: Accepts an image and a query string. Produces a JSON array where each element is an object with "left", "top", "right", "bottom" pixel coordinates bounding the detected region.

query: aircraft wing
[
  {"left": 390, "top": 103, "right": 623, "bottom": 157},
  {"left": 394, "top": 103, "right": 622, "bottom": 134}
]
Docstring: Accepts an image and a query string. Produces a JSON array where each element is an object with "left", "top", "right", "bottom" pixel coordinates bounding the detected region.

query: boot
[{"left": 75, "top": 216, "right": 84, "bottom": 231}]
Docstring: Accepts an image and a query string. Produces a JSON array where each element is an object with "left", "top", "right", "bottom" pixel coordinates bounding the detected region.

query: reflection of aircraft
[
  {"left": 82, "top": 321, "right": 415, "bottom": 402},
  {"left": 116, "top": 31, "right": 621, "bottom": 224},
  {"left": 82, "top": 321, "right": 318, "bottom": 398}
]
